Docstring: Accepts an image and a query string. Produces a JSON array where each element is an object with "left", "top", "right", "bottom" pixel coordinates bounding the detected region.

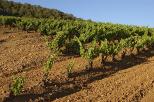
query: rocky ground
[{"left": 0, "top": 26, "right": 154, "bottom": 102}]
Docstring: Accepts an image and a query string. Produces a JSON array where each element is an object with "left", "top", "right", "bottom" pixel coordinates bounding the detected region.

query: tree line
[{"left": 0, "top": 0, "right": 76, "bottom": 20}]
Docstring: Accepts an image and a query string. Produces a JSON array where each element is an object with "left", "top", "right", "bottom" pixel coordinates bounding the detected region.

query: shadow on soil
[
  {"left": 0, "top": 39, "right": 6, "bottom": 44},
  {"left": 4, "top": 47, "right": 154, "bottom": 102}
]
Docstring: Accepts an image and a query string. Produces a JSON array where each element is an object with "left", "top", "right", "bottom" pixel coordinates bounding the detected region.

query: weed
[
  {"left": 10, "top": 76, "right": 24, "bottom": 96},
  {"left": 66, "top": 60, "right": 75, "bottom": 78}
]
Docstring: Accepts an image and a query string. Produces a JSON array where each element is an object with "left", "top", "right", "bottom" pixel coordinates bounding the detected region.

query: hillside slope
[
  {"left": 0, "top": 0, "right": 75, "bottom": 19},
  {"left": 0, "top": 26, "right": 154, "bottom": 102}
]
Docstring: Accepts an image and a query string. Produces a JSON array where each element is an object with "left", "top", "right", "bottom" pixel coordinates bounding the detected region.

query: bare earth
[{"left": 0, "top": 26, "right": 154, "bottom": 102}]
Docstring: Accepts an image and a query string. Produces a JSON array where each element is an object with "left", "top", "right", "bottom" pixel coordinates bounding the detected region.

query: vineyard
[
  {"left": 0, "top": 15, "right": 154, "bottom": 102},
  {"left": 1, "top": 16, "right": 154, "bottom": 66}
]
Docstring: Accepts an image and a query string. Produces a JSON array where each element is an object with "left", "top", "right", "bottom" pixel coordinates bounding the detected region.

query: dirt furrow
[
  {"left": 54, "top": 59, "right": 154, "bottom": 102},
  {"left": 141, "top": 86, "right": 154, "bottom": 102},
  {"left": 1, "top": 27, "right": 154, "bottom": 102}
]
